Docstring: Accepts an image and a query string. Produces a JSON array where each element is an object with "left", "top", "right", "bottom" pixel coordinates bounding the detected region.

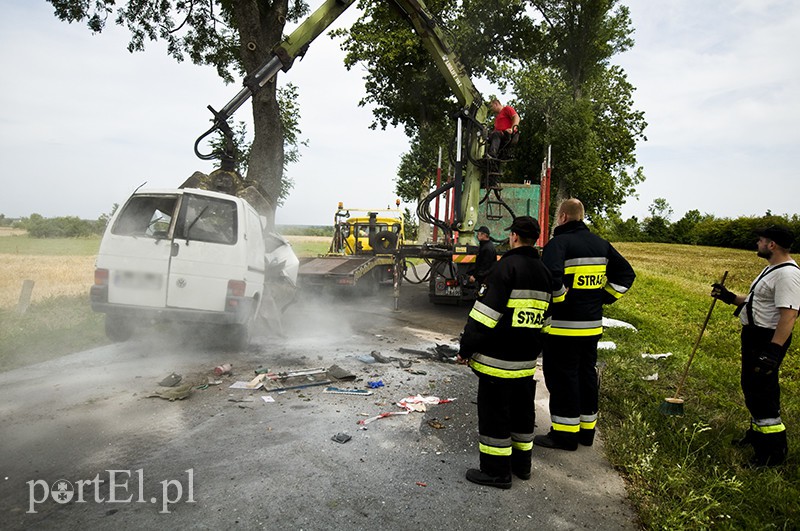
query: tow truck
[
  {"left": 297, "top": 201, "right": 405, "bottom": 293},
  {"left": 194, "top": 0, "right": 546, "bottom": 305}
]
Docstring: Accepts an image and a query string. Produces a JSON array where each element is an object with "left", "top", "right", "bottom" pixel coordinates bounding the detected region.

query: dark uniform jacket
[
  {"left": 459, "top": 245, "right": 554, "bottom": 378},
  {"left": 469, "top": 239, "right": 497, "bottom": 284},
  {"left": 542, "top": 220, "right": 635, "bottom": 337}
]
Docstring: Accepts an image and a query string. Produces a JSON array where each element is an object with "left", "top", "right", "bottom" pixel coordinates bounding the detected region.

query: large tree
[
  {"left": 47, "top": 0, "right": 311, "bottom": 223},
  {"left": 333, "top": 0, "right": 536, "bottom": 202},
  {"left": 514, "top": 0, "right": 647, "bottom": 216}
]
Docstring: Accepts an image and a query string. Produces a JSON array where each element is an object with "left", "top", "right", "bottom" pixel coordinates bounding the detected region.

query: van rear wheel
[{"left": 105, "top": 315, "right": 134, "bottom": 342}]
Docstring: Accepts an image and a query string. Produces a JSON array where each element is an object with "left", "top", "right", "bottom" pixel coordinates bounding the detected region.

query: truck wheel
[{"left": 105, "top": 315, "right": 134, "bottom": 342}]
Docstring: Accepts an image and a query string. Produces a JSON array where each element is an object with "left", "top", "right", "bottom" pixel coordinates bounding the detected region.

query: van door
[
  {"left": 167, "top": 193, "right": 242, "bottom": 312},
  {"left": 104, "top": 194, "right": 178, "bottom": 308}
]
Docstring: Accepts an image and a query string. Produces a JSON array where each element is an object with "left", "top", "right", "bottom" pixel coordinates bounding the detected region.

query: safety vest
[{"left": 460, "top": 246, "right": 555, "bottom": 378}]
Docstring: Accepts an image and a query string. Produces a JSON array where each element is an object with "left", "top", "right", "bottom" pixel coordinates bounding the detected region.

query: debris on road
[
  {"left": 261, "top": 395, "right": 275, "bottom": 403},
  {"left": 358, "top": 411, "right": 409, "bottom": 426},
  {"left": 397, "top": 395, "right": 454, "bottom": 412},
  {"left": 146, "top": 383, "right": 193, "bottom": 401},
  {"left": 367, "top": 380, "right": 385, "bottom": 389},
  {"left": 331, "top": 432, "right": 352, "bottom": 444},
  {"left": 598, "top": 341, "right": 617, "bottom": 350},
  {"left": 327, "top": 364, "right": 356, "bottom": 381},
  {"left": 427, "top": 419, "right": 445, "bottom": 429},
  {"left": 158, "top": 373, "right": 182, "bottom": 387},
  {"left": 641, "top": 373, "right": 659, "bottom": 381},
  {"left": 214, "top": 364, "right": 233, "bottom": 376},
  {"left": 324, "top": 387, "right": 373, "bottom": 396}
]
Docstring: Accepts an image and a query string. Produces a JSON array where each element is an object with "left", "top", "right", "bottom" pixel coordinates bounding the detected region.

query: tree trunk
[{"left": 231, "top": 0, "right": 290, "bottom": 227}]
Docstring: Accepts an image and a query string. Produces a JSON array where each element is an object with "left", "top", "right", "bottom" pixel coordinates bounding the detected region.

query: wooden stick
[{"left": 671, "top": 270, "right": 729, "bottom": 400}]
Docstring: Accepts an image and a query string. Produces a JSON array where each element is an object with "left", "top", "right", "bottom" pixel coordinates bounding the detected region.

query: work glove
[
  {"left": 711, "top": 283, "right": 736, "bottom": 305},
  {"left": 754, "top": 343, "right": 783, "bottom": 375}
]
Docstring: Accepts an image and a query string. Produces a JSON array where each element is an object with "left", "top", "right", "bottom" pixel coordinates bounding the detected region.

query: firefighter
[
  {"left": 711, "top": 225, "right": 800, "bottom": 467},
  {"left": 457, "top": 216, "right": 554, "bottom": 488},
  {"left": 467, "top": 226, "right": 497, "bottom": 285},
  {"left": 536, "top": 199, "right": 635, "bottom": 451}
]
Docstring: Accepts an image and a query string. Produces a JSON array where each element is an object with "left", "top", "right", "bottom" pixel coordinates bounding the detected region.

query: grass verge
[
  {"left": 0, "top": 294, "right": 107, "bottom": 372},
  {"left": 600, "top": 243, "right": 799, "bottom": 528}
]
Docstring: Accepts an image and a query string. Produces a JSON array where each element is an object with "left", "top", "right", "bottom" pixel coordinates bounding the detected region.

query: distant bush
[
  {"left": 276, "top": 225, "right": 334, "bottom": 237},
  {"left": 597, "top": 200, "right": 799, "bottom": 252}
]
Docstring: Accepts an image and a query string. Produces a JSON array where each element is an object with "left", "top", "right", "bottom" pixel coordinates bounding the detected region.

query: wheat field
[{"left": 0, "top": 255, "right": 95, "bottom": 309}]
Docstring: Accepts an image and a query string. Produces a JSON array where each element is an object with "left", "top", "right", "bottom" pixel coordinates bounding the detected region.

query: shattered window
[
  {"left": 175, "top": 194, "right": 237, "bottom": 245},
  {"left": 111, "top": 195, "right": 178, "bottom": 239}
]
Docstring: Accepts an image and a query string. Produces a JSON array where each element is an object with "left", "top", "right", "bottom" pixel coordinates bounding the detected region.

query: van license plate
[{"left": 114, "top": 271, "right": 163, "bottom": 290}]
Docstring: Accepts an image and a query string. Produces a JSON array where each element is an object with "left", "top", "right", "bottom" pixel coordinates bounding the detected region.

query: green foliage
[
  {"left": 599, "top": 199, "right": 799, "bottom": 251},
  {"left": 601, "top": 243, "right": 800, "bottom": 528},
  {"left": 512, "top": 0, "right": 647, "bottom": 215},
  {"left": 17, "top": 214, "right": 99, "bottom": 238},
  {"left": 403, "top": 208, "right": 418, "bottom": 241}
]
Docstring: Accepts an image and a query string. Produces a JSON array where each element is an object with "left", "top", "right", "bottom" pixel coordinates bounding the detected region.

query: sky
[{"left": 0, "top": 0, "right": 798, "bottom": 226}]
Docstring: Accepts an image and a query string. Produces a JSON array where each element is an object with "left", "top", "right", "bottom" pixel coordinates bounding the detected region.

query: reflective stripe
[
  {"left": 580, "top": 419, "right": 597, "bottom": 430},
  {"left": 752, "top": 417, "right": 786, "bottom": 434},
  {"left": 511, "top": 432, "right": 534, "bottom": 443},
  {"left": 553, "top": 285, "right": 567, "bottom": 303},
  {"left": 564, "top": 257, "right": 608, "bottom": 267},
  {"left": 564, "top": 264, "right": 607, "bottom": 275},
  {"left": 551, "top": 422, "right": 580, "bottom": 434},
  {"left": 580, "top": 413, "right": 598, "bottom": 423},
  {"left": 479, "top": 443, "right": 512, "bottom": 456},
  {"left": 547, "top": 319, "right": 604, "bottom": 337},
  {"left": 566, "top": 264, "right": 607, "bottom": 290},
  {"left": 507, "top": 298, "right": 550, "bottom": 309},
  {"left": 553, "top": 415, "right": 580, "bottom": 433},
  {"left": 605, "top": 282, "right": 629, "bottom": 299},
  {"left": 469, "top": 358, "right": 537, "bottom": 379},
  {"left": 469, "top": 301, "right": 502, "bottom": 328},
  {"left": 480, "top": 435, "right": 512, "bottom": 447},
  {"left": 512, "top": 440, "right": 533, "bottom": 451},
  {"left": 471, "top": 353, "right": 537, "bottom": 371},
  {"left": 510, "top": 289, "right": 552, "bottom": 302}
]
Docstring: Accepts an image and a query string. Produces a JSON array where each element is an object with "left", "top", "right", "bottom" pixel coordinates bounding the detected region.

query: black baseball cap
[
  {"left": 505, "top": 216, "right": 540, "bottom": 239},
  {"left": 476, "top": 226, "right": 491, "bottom": 236},
  {"left": 755, "top": 225, "right": 794, "bottom": 249}
]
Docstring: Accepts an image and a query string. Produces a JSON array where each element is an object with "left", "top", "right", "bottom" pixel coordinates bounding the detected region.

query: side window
[
  {"left": 176, "top": 194, "right": 237, "bottom": 245},
  {"left": 111, "top": 196, "right": 178, "bottom": 238}
]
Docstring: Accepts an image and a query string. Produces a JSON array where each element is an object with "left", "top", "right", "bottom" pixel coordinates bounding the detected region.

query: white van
[{"left": 90, "top": 187, "right": 291, "bottom": 348}]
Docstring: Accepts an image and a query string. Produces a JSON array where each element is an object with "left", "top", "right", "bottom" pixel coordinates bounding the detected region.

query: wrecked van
[{"left": 90, "top": 187, "right": 286, "bottom": 348}]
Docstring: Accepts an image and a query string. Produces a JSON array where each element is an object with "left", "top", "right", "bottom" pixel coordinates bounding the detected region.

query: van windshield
[
  {"left": 175, "top": 194, "right": 237, "bottom": 245},
  {"left": 111, "top": 195, "right": 178, "bottom": 239}
]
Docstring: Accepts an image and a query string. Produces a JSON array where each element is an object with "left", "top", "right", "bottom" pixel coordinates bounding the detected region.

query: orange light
[
  {"left": 94, "top": 268, "right": 109, "bottom": 286},
  {"left": 227, "top": 280, "right": 246, "bottom": 297}
]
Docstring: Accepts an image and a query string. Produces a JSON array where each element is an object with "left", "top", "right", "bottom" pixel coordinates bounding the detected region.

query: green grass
[
  {"left": 0, "top": 235, "right": 101, "bottom": 256},
  {"left": 0, "top": 294, "right": 107, "bottom": 372},
  {"left": 600, "top": 243, "right": 799, "bottom": 529}
]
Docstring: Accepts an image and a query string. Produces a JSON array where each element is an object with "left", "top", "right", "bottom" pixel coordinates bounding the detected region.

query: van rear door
[
  {"left": 167, "top": 192, "right": 242, "bottom": 312},
  {"left": 104, "top": 194, "right": 178, "bottom": 308}
]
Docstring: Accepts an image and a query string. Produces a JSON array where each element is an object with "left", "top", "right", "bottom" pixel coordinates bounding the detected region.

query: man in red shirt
[{"left": 488, "top": 98, "right": 520, "bottom": 158}]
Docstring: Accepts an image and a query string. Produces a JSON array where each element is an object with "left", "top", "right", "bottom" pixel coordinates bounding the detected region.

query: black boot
[
  {"left": 465, "top": 469, "right": 512, "bottom": 489},
  {"left": 534, "top": 430, "right": 578, "bottom": 451},
  {"left": 731, "top": 428, "right": 756, "bottom": 448},
  {"left": 579, "top": 428, "right": 595, "bottom": 447}
]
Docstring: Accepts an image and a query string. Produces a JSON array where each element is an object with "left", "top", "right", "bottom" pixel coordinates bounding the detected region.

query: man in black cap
[
  {"left": 711, "top": 225, "right": 800, "bottom": 466},
  {"left": 467, "top": 226, "right": 497, "bottom": 286},
  {"left": 457, "top": 215, "right": 554, "bottom": 488},
  {"left": 536, "top": 198, "right": 635, "bottom": 451}
]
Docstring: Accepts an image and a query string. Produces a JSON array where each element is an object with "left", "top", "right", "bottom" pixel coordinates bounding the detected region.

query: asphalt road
[{"left": 0, "top": 279, "right": 639, "bottom": 530}]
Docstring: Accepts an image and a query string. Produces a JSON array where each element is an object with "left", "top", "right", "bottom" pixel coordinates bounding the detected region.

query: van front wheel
[{"left": 105, "top": 315, "right": 134, "bottom": 342}]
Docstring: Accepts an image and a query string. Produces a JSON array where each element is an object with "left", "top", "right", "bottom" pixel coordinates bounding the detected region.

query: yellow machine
[{"left": 298, "top": 200, "right": 405, "bottom": 292}]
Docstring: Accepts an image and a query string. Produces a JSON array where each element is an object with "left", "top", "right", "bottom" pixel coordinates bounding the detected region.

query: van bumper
[{"left": 90, "top": 298, "right": 257, "bottom": 325}]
